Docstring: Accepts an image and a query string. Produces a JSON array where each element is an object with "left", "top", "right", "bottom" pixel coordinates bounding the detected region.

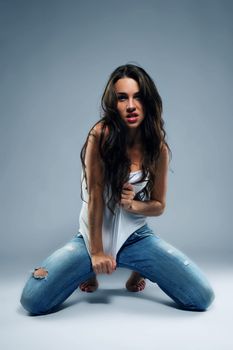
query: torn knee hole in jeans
[{"left": 33, "top": 267, "right": 48, "bottom": 279}]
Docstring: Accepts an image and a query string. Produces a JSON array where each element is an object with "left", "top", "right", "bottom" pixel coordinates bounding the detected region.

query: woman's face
[{"left": 114, "top": 77, "right": 145, "bottom": 129}]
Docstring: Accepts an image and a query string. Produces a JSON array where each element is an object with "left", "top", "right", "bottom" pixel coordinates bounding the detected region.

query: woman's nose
[{"left": 126, "top": 99, "right": 136, "bottom": 112}]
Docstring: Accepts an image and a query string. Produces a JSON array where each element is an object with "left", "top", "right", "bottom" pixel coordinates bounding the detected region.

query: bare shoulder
[
  {"left": 89, "top": 121, "right": 109, "bottom": 142},
  {"left": 150, "top": 142, "right": 169, "bottom": 204},
  {"left": 158, "top": 142, "right": 169, "bottom": 163}
]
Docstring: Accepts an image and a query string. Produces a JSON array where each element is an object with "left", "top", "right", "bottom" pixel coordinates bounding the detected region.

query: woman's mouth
[
  {"left": 127, "top": 113, "right": 138, "bottom": 123},
  {"left": 127, "top": 117, "right": 138, "bottom": 123}
]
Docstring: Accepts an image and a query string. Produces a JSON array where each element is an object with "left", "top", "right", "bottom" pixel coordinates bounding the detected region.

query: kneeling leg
[
  {"left": 118, "top": 229, "right": 215, "bottom": 311},
  {"left": 20, "top": 234, "right": 94, "bottom": 315}
]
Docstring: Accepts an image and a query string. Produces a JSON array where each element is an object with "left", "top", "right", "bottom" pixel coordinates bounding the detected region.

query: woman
[{"left": 20, "top": 64, "right": 215, "bottom": 315}]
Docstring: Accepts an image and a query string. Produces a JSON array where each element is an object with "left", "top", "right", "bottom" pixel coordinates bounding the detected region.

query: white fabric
[{"left": 78, "top": 170, "right": 149, "bottom": 259}]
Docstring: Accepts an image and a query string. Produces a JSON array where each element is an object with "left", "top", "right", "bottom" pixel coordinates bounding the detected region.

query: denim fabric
[{"left": 20, "top": 224, "right": 215, "bottom": 314}]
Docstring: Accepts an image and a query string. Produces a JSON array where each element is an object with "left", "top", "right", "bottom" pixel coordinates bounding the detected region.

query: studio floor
[{"left": 1, "top": 260, "right": 232, "bottom": 350}]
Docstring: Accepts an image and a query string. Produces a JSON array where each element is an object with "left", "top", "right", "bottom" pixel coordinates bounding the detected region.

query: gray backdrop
[{"left": 1, "top": 0, "right": 232, "bottom": 267}]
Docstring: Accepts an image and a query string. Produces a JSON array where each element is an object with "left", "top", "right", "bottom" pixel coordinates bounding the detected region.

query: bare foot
[
  {"left": 79, "top": 276, "right": 98, "bottom": 293},
  {"left": 126, "top": 271, "right": 146, "bottom": 292}
]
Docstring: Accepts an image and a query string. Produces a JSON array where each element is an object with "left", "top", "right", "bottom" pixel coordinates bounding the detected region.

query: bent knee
[
  {"left": 182, "top": 284, "right": 215, "bottom": 311},
  {"left": 20, "top": 287, "right": 53, "bottom": 315},
  {"left": 20, "top": 294, "right": 47, "bottom": 315},
  {"left": 20, "top": 268, "right": 52, "bottom": 315},
  {"left": 196, "top": 285, "right": 215, "bottom": 311}
]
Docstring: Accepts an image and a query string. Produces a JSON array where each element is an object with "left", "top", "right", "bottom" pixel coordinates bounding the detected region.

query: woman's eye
[
  {"left": 117, "top": 94, "right": 141, "bottom": 101},
  {"left": 117, "top": 95, "right": 126, "bottom": 101}
]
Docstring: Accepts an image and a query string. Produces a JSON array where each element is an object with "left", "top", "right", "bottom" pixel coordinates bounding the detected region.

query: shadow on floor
[{"left": 18, "top": 285, "right": 206, "bottom": 318}]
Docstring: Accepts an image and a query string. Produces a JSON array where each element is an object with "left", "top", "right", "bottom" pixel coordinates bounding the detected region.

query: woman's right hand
[{"left": 91, "top": 252, "right": 117, "bottom": 275}]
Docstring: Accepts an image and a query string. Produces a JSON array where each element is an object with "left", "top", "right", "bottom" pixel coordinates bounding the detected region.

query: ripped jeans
[{"left": 20, "top": 224, "right": 215, "bottom": 314}]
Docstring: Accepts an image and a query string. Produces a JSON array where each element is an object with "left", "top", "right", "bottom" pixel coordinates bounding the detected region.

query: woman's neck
[{"left": 126, "top": 128, "right": 142, "bottom": 148}]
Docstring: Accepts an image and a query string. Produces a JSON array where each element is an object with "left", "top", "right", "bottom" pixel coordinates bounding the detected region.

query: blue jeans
[{"left": 20, "top": 224, "right": 215, "bottom": 314}]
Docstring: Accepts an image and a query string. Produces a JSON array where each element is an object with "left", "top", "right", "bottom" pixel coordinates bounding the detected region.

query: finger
[
  {"left": 123, "top": 183, "right": 134, "bottom": 190},
  {"left": 106, "top": 260, "right": 113, "bottom": 274},
  {"left": 106, "top": 256, "right": 114, "bottom": 271},
  {"left": 122, "top": 187, "right": 133, "bottom": 192},
  {"left": 121, "top": 193, "right": 135, "bottom": 200},
  {"left": 100, "top": 261, "right": 107, "bottom": 274},
  {"left": 121, "top": 189, "right": 135, "bottom": 197},
  {"left": 110, "top": 257, "right": 117, "bottom": 270},
  {"left": 121, "top": 193, "right": 130, "bottom": 199},
  {"left": 93, "top": 265, "right": 100, "bottom": 275},
  {"left": 121, "top": 199, "right": 131, "bottom": 206},
  {"left": 123, "top": 186, "right": 134, "bottom": 193}
]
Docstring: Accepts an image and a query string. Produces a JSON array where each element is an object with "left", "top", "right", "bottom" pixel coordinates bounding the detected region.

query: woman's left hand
[{"left": 120, "top": 183, "right": 135, "bottom": 210}]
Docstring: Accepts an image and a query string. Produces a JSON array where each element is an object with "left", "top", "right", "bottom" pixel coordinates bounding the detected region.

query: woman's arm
[
  {"left": 85, "top": 130, "right": 104, "bottom": 255},
  {"left": 85, "top": 124, "right": 116, "bottom": 274},
  {"left": 121, "top": 144, "right": 169, "bottom": 216}
]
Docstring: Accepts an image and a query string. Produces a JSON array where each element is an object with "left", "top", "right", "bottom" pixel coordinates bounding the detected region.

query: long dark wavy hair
[{"left": 80, "top": 64, "right": 172, "bottom": 213}]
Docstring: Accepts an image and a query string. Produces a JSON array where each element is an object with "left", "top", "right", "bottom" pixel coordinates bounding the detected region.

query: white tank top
[{"left": 78, "top": 170, "right": 150, "bottom": 259}]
